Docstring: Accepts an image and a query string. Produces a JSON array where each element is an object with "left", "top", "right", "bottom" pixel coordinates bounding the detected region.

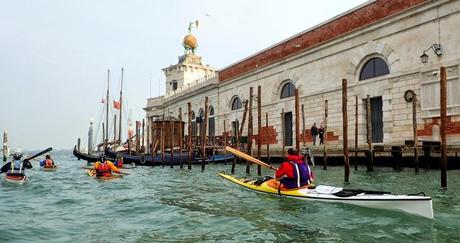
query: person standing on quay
[
  {"left": 318, "top": 124, "right": 325, "bottom": 145},
  {"left": 310, "top": 123, "right": 318, "bottom": 145}
]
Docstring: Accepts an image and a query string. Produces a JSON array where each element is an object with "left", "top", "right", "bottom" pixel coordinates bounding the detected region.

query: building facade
[{"left": 145, "top": 0, "right": 460, "bottom": 153}]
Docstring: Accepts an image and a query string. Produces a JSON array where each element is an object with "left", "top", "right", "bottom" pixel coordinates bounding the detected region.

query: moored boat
[
  {"left": 73, "top": 146, "right": 115, "bottom": 163},
  {"left": 218, "top": 172, "right": 434, "bottom": 219},
  {"left": 4, "top": 174, "right": 28, "bottom": 184}
]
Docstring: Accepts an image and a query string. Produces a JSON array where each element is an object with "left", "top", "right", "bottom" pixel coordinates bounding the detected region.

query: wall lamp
[{"left": 420, "top": 44, "right": 442, "bottom": 64}]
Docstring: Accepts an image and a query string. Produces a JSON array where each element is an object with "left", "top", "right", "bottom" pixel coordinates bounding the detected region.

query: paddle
[
  {"left": 225, "top": 146, "right": 276, "bottom": 171},
  {"left": 24, "top": 147, "right": 52, "bottom": 161}
]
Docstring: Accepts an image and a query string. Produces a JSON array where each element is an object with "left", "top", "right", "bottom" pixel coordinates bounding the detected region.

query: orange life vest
[
  {"left": 45, "top": 159, "right": 54, "bottom": 168},
  {"left": 96, "top": 162, "right": 111, "bottom": 177}
]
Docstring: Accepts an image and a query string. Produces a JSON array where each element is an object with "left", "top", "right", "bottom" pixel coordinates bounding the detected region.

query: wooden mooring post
[
  {"left": 246, "top": 87, "right": 254, "bottom": 174},
  {"left": 295, "top": 89, "right": 300, "bottom": 153},
  {"left": 223, "top": 120, "right": 227, "bottom": 164},
  {"left": 179, "top": 107, "right": 183, "bottom": 169},
  {"left": 142, "top": 119, "right": 145, "bottom": 151},
  {"left": 302, "top": 104, "right": 306, "bottom": 148},
  {"left": 77, "top": 138, "right": 81, "bottom": 160},
  {"left": 161, "top": 113, "right": 165, "bottom": 167},
  {"left": 366, "top": 95, "right": 374, "bottom": 171},
  {"left": 266, "top": 112, "right": 270, "bottom": 164},
  {"left": 187, "top": 102, "right": 192, "bottom": 170},
  {"left": 257, "top": 85, "right": 262, "bottom": 176},
  {"left": 231, "top": 100, "right": 248, "bottom": 174},
  {"left": 323, "top": 100, "right": 328, "bottom": 170},
  {"left": 342, "top": 79, "right": 350, "bottom": 183},
  {"left": 170, "top": 115, "right": 174, "bottom": 168},
  {"left": 354, "top": 96, "right": 358, "bottom": 171},
  {"left": 202, "top": 97, "right": 209, "bottom": 171},
  {"left": 440, "top": 66, "right": 447, "bottom": 188},
  {"left": 413, "top": 94, "right": 419, "bottom": 173},
  {"left": 281, "top": 108, "right": 285, "bottom": 159}
]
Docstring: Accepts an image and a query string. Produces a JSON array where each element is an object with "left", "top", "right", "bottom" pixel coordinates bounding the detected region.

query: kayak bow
[
  {"left": 4, "top": 174, "right": 28, "bottom": 185},
  {"left": 218, "top": 172, "right": 434, "bottom": 219}
]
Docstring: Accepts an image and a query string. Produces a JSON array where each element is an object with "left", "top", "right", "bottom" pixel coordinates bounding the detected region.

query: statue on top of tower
[{"left": 183, "top": 20, "right": 199, "bottom": 54}]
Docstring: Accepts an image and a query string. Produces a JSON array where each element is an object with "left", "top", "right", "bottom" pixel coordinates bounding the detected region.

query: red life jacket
[
  {"left": 45, "top": 159, "right": 54, "bottom": 168},
  {"left": 96, "top": 162, "right": 111, "bottom": 177}
]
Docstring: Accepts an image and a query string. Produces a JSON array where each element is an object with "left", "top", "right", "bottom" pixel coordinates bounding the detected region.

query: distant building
[{"left": 145, "top": 0, "right": 460, "bottom": 153}]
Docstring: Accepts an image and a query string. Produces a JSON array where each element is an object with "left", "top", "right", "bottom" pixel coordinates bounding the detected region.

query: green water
[{"left": 1, "top": 154, "right": 459, "bottom": 242}]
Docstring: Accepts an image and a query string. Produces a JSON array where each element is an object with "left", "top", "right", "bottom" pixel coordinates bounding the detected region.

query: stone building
[{"left": 145, "top": 0, "right": 460, "bottom": 153}]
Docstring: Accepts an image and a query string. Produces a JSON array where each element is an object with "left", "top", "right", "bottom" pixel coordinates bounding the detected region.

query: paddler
[
  {"left": 274, "top": 148, "right": 313, "bottom": 189},
  {"left": 115, "top": 154, "right": 123, "bottom": 168},
  {"left": 94, "top": 155, "right": 121, "bottom": 177},
  {"left": 0, "top": 153, "right": 33, "bottom": 176},
  {"left": 40, "top": 154, "right": 55, "bottom": 168}
]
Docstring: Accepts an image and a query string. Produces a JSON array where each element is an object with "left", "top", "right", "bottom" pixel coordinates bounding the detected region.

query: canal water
[{"left": 1, "top": 154, "right": 459, "bottom": 242}]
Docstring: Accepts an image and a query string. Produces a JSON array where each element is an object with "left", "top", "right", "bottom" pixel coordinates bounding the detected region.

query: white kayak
[
  {"left": 4, "top": 174, "right": 28, "bottom": 185},
  {"left": 218, "top": 172, "right": 434, "bottom": 219}
]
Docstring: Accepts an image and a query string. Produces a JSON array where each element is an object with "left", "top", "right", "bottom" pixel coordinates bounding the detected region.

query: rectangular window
[{"left": 420, "top": 66, "right": 460, "bottom": 118}]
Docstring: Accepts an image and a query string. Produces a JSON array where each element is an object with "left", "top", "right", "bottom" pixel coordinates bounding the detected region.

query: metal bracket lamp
[{"left": 420, "top": 44, "right": 442, "bottom": 64}]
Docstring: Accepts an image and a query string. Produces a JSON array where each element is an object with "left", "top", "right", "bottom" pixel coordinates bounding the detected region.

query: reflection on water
[{"left": 0, "top": 155, "right": 459, "bottom": 242}]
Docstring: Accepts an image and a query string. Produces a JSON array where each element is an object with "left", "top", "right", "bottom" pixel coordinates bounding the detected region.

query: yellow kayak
[
  {"left": 218, "top": 172, "right": 434, "bottom": 219},
  {"left": 86, "top": 169, "right": 123, "bottom": 180}
]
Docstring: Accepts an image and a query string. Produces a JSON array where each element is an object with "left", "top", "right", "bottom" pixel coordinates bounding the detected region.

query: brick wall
[
  {"left": 417, "top": 117, "right": 460, "bottom": 136},
  {"left": 219, "top": 0, "right": 427, "bottom": 83}
]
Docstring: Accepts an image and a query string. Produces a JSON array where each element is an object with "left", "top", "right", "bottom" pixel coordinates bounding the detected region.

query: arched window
[
  {"left": 231, "top": 97, "right": 242, "bottom": 110},
  {"left": 359, "top": 57, "right": 390, "bottom": 81},
  {"left": 191, "top": 111, "right": 195, "bottom": 120},
  {"left": 199, "top": 108, "right": 204, "bottom": 118},
  {"left": 209, "top": 106, "right": 215, "bottom": 116},
  {"left": 208, "top": 106, "right": 215, "bottom": 136},
  {"left": 280, "top": 82, "right": 295, "bottom": 99}
]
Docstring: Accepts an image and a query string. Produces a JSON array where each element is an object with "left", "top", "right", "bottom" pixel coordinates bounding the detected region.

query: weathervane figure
[{"left": 183, "top": 20, "right": 199, "bottom": 54}]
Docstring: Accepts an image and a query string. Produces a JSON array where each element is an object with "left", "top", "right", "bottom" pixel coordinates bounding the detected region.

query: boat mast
[
  {"left": 105, "top": 69, "right": 110, "bottom": 151},
  {"left": 118, "top": 68, "right": 123, "bottom": 145}
]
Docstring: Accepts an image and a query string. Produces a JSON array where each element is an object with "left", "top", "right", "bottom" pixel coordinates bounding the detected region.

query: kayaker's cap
[{"left": 13, "top": 153, "right": 23, "bottom": 160}]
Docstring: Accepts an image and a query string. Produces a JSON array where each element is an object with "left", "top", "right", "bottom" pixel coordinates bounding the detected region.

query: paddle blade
[{"left": 25, "top": 147, "right": 53, "bottom": 161}]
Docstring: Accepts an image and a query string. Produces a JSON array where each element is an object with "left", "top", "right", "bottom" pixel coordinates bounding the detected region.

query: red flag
[{"left": 113, "top": 100, "right": 120, "bottom": 109}]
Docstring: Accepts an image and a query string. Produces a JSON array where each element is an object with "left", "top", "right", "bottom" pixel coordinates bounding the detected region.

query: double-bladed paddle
[
  {"left": 225, "top": 146, "right": 276, "bottom": 171},
  {"left": 24, "top": 147, "right": 53, "bottom": 162}
]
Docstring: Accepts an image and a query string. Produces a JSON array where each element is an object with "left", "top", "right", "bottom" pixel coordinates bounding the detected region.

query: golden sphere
[{"left": 183, "top": 34, "right": 197, "bottom": 49}]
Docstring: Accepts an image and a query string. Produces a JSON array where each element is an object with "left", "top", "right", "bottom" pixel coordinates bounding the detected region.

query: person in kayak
[
  {"left": 274, "top": 148, "right": 313, "bottom": 189},
  {"left": 40, "top": 155, "right": 55, "bottom": 168},
  {"left": 94, "top": 156, "right": 121, "bottom": 177},
  {"left": 0, "top": 153, "right": 33, "bottom": 176},
  {"left": 115, "top": 154, "right": 123, "bottom": 168}
]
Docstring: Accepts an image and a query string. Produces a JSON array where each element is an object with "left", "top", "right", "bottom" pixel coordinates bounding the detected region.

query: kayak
[
  {"left": 4, "top": 174, "right": 28, "bottom": 185},
  {"left": 218, "top": 172, "right": 434, "bottom": 219},
  {"left": 42, "top": 166, "right": 58, "bottom": 172},
  {"left": 81, "top": 164, "right": 135, "bottom": 170},
  {"left": 86, "top": 169, "right": 123, "bottom": 180}
]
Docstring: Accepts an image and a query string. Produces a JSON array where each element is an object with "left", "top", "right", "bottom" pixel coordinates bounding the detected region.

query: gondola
[
  {"left": 105, "top": 148, "right": 234, "bottom": 166},
  {"left": 73, "top": 146, "right": 115, "bottom": 163}
]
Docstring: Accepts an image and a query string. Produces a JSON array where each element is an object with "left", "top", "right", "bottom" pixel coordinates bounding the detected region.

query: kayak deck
[
  {"left": 4, "top": 174, "right": 28, "bottom": 185},
  {"left": 43, "top": 166, "right": 58, "bottom": 172},
  {"left": 86, "top": 169, "right": 123, "bottom": 180},
  {"left": 218, "top": 172, "right": 434, "bottom": 219}
]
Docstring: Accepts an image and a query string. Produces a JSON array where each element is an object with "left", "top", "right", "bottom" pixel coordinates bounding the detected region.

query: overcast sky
[{"left": 0, "top": 0, "right": 368, "bottom": 150}]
